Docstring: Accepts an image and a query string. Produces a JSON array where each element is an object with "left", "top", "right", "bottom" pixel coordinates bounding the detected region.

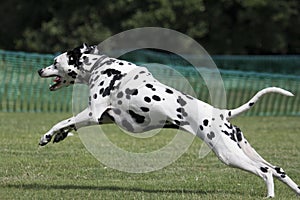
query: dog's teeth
[{"left": 54, "top": 76, "right": 61, "bottom": 82}]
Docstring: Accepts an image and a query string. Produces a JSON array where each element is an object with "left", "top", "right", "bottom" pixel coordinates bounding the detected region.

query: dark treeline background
[{"left": 0, "top": 0, "right": 299, "bottom": 54}]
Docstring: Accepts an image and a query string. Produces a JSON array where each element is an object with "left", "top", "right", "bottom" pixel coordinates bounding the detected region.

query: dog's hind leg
[
  {"left": 217, "top": 148, "right": 276, "bottom": 198},
  {"left": 271, "top": 166, "right": 300, "bottom": 196},
  {"left": 237, "top": 131, "right": 300, "bottom": 196}
]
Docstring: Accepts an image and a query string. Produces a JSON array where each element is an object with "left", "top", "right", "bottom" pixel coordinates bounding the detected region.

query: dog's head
[{"left": 38, "top": 43, "right": 99, "bottom": 91}]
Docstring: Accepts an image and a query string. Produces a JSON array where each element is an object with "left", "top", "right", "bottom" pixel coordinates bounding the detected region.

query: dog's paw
[
  {"left": 53, "top": 130, "right": 69, "bottom": 143},
  {"left": 39, "top": 134, "right": 52, "bottom": 146}
]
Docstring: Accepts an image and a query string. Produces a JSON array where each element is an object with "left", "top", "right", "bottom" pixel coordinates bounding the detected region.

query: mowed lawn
[{"left": 0, "top": 113, "right": 299, "bottom": 199}]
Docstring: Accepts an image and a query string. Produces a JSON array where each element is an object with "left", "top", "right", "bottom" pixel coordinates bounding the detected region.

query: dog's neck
[
  {"left": 75, "top": 54, "right": 109, "bottom": 84},
  {"left": 81, "top": 54, "right": 108, "bottom": 71}
]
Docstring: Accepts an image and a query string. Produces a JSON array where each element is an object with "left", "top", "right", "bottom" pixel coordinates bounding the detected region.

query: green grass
[{"left": 0, "top": 113, "right": 299, "bottom": 199}]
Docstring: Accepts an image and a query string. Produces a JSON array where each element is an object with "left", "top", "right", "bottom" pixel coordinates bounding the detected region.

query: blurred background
[
  {"left": 1, "top": 2, "right": 300, "bottom": 199},
  {"left": 0, "top": 0, "right": 299, "bottom": 54},
  {"left": 0, "top": 0, "right": 299, "bottom": 115}
]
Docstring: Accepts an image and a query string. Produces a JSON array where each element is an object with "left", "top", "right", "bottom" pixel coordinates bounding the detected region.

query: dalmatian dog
[{"left": 38, "top": 44, "right": 300, "bottom": 198}]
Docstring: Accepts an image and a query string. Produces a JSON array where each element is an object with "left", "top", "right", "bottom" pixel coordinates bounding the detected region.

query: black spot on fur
[
  {"left": 177, "top": 108, "right": 188, "bottom": 117},
  {"left": 260, "top": 167, "right": 268, "bottom": 173},
  {"left": 45, "top": 134, "right": 52, "bottom": 139},
  {"left": 220, "top": 114, "right": 224, "bottom": 120},
  {"left": 176, "top": 108, "right": 182, "bottom": 113},
  {"left": 99, "top": 81, "right": 104, "bottom": 86},
  {"left": 236, "top": 130, "right": 243, "bottom": 142},
  {"left": 199, "top": 125, "right": 203, "bottom": 131},
  {"left": 113, "top": 108, "right": 121, "bottom": 115},
  {"left": 132, "top": 90, "right": 138, "bottom": 95},
  {"left": 134, "top": 75, "right": 139, "bottom": 80},
  {"left": 224, "top": 123, "right": 233, "bottom": 129},
  {"left": 101, "top": 70, "right": 123, "bottom": 97},
  {"left": 228, "top": 111, "right": 232, "bottom": 117},
  {"left": 203, "top": 119, "right": 209, "bottom": 126},
  {"left": 89, "top": 112, "right": 93, "bottom": 117},
  {"left": 144, "top": 97, "right": 151, "bottom": 103},
  {"left": 207, "top": 131, "right": 215, "bottom": 140},
  {"left": 125, "top": 88, "right": 138, "bottom": 96},
  {"left": 152, "top": 95, "right": 161, "bottom": 101},
  {"left": 117, "top": 100, "right": 122, "bottom": 105},
  {"left": 117, "top": 91, "right": 123, "bottom": 98},
  {"left": 177, "top": 96, "right": 187, "bottom": 106},
  {"left": 140, "top": 107, "right": 149, "bottom": 112},
  {"left": 101, "top": 68, "right": 121, "bottom": 77},
  {"left": 99, "top": 88, "right": 104, "bottom": 94},
  {"left": 249, "top": 102, "right": 254, "bottom": 107},
  {"left": 275, "top": 167, "right": 286, "bottom": 175},
  {"left": 67, "top": 71, "right": 78, "bottom": 79},
  {"left": 128, "top": 110, "right": 145, "bottom": 124},
  {"left": 146, "top": 84, "right": 153, "bottom": 88},
  {"left": 221, "top": 130, "right": 230, "bottom": 136},
  {"left": 93, "top": 93, "right": 97, "bottom": 99},
  {"left": 165, "top": 88, "right": 173, "bottom": 94},
  {"left": 177, "top": 114, "right": 183, "bottom": 119},
  {"left": 281, "top": 174, "right": 286, "bottom": 178}
]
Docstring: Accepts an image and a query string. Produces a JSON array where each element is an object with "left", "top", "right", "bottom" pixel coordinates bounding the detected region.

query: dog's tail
[{"left": 227, "top": 87, "right": 294, "bottom": 120}]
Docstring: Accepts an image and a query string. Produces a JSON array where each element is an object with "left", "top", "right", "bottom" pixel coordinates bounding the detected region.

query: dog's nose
[{"left": 38, "top": 69, "right": 44, "bottom": 76}]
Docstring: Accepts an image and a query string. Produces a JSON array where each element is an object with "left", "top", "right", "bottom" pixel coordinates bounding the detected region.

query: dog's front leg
[{"left": 39, "top": 108, "right": 98, "bottom": 146}]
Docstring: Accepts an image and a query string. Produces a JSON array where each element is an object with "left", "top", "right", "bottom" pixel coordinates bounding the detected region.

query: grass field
[{"left": 0, "top": 113, "right": 299, "bottom": 199}]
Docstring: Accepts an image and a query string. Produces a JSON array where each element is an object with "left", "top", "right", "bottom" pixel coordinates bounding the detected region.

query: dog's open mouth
[{"left": 49, "top": 76, "right": 62, "bottom": 91}]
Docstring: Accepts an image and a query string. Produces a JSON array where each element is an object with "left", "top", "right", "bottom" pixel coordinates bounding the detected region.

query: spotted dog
[{"left": 38, "top": 44, "right": 300, "bottom": 198}]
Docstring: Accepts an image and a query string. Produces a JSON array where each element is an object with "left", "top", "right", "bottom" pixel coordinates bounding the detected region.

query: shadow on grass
[{"left": 5, "top": 183, "right": 243, "bottom": 196}]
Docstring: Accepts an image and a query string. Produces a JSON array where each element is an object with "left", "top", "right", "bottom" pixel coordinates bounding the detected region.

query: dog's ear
[
  {"left": 82, "top": 43, "right": 89, "bottom": 50},
  {"left": 82, "top": 43, "right": 96, "bottom": 54},
  {"left": 89, "top": 45, "right": 100, "bottom": 54},
  {"left": 67, "top": 46, "right": 83, "bottom": 68}
]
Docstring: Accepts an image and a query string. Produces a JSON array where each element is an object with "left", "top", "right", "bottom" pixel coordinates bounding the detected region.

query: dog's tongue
[{"left": 53, "top": 76, "right": 61, "bottom": 82}]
